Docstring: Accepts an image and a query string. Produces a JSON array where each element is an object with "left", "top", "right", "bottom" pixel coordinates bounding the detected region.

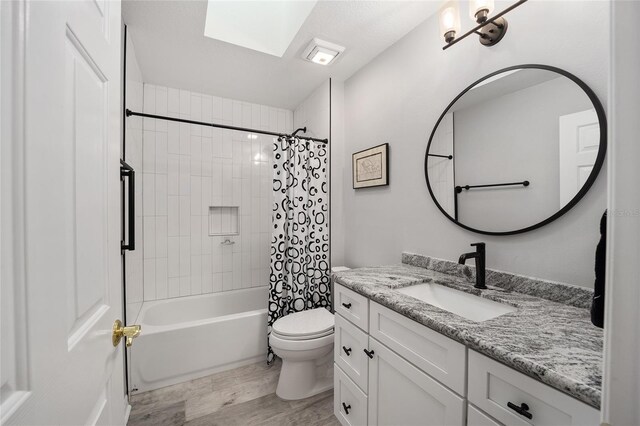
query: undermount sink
[{"left": 397, "top": 283, "right": 517, "bottom": 322}]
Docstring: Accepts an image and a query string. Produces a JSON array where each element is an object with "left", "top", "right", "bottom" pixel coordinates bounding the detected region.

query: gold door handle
[{"left": 112, "top": 319, "right": 142, "bottom": 347}]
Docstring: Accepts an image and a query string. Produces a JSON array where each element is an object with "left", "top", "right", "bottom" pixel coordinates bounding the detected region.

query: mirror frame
[{"left": 424, "top": 64, "right": 607, "bottom": 236}]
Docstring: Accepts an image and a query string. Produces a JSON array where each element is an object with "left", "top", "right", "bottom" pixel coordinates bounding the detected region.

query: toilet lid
[{"left": 272, "top": 308, "right": 334, "bottom": 338}]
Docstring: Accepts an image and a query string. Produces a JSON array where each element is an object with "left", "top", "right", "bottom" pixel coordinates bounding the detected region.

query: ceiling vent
[{"left": 302, "top": 38, "right": 345, "bottom": 66}]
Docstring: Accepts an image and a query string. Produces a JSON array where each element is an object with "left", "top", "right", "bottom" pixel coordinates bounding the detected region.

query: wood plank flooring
[{"left": 128, "top": 359, "right": 340, "bottom": 426}]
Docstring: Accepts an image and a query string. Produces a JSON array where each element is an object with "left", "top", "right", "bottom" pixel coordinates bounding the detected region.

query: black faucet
[{"left": 458, "top": 243, "right": 487, "bottom": 289}]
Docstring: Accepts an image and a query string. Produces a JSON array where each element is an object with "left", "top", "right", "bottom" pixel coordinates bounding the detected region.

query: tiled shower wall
[{"left": 141, "top": 84, "right": 292, "bottom": 301}]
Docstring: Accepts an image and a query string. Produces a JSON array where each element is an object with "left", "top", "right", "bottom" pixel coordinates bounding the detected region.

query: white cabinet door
[
  {"left": 367, "top": 338, "right": 464, "bottom": 426},
  {"left": 1, "top": 0, "right": 126, "bottom": 424}
]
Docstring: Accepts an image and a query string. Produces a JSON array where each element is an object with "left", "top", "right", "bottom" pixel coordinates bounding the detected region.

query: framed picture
[{"left": 352, "top": 143, "right": 389, "bottom": 189}]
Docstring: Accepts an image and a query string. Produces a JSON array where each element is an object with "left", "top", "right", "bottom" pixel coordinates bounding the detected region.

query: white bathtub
[{"left": 130, "top": 287, "right": 268, "bottom": 393}]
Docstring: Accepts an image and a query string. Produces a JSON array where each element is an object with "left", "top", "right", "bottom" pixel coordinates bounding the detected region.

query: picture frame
[{"left": 352, "top": 143, "right": 389, "bottom": 189}]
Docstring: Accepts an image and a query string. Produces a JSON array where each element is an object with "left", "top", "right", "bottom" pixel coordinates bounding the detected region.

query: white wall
[
  {"left": 343, "top": 0, "right": 609, "bottom": 287},
  {"left": 124, "top": 33, "right": 144, "bottom": 322},
  {"left": 141, "top": 84, "right": 292, "bottom": 302},
  {"left": 293, "top": 79, "right": 347, "bottom": 268}
]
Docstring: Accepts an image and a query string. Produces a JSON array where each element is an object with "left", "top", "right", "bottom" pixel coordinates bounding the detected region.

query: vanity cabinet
[{"left": 333, "top": 284, "right": 600, "bottom": 426}]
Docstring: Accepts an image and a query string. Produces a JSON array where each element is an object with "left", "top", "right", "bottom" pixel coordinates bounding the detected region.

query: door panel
[
  {"left": 559, "top": 109, "right": 599, "bottom": 206},
  {"left": 2, "top": 0, "right": 126, "bottom": 424}
]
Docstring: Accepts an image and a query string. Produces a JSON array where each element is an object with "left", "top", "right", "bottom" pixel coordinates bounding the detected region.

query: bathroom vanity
[{"left": 332, "top": 253, "right": 602, "bottom": 426}]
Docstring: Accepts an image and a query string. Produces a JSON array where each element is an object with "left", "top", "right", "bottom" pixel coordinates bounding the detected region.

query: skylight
[{"left": 204, "top": 0, "right": 318, "bottom": 57}]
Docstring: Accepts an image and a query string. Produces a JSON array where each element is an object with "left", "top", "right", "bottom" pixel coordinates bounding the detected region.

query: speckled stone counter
[{"left": 332, "top": 253, "right": 603, "bottom": 409}]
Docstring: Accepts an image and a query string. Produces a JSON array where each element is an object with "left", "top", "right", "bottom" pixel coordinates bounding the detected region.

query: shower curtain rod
[{"left": 125, "top": 109, "right": 329, "bottom": 144}]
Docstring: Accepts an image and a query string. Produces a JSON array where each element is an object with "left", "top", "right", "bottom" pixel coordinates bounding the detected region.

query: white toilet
[{"left": 270, "top": 307, "right": 335, "bottom": 400}]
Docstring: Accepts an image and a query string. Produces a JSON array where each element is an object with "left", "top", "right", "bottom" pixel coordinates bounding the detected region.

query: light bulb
[
  {"left": 439, "top": 1, "right": 461, "bottom": 43},
  {"left": 469, "top": 0, "right": 494, "bottom": 23}
]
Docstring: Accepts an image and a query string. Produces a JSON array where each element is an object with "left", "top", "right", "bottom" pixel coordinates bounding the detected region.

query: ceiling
[{"left": 122, "top": 0, "right": 440, "bottom": 110}]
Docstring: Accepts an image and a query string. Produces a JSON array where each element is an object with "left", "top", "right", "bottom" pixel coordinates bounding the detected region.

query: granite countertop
[{"left": 333, "top": 253, "right": 603, "bottom": 409}]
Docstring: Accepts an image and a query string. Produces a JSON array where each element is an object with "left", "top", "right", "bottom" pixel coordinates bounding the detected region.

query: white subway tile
[
  {"left": 201, "top": 216, "right": 211, "bottom": 254},
  {"left": 222, "top": 130, "right": 233, "bottom": 158},
  {"left": 155, "top": 174, "right": 167, "bottom": 216},
  {"left": 179, "top": 90, "right": 191, "bottom": 115},
  {"left": 179, "top": 156, "right": 190, "bottom": 195},
  {"left": 190, "top": 215, "right": 201, "bottom": 255},
  {"left": 155, "top": 216, "right": 168, "bottom": 258},
  {"left": 143, "top": 258, "right": 156, "bottom": 300},
  {"left": 142, "top": 173, "right": 155, "bottom": 216},
  {"left": 251, "top": 104, "right": 260, "bottom": 128},
  {"left": 201, "top": 137, "right": 212, "bottom": 159},
  {"left": 168, "top": 236, "right": 179, "bottom": 278},
  {"left": 156, "top": 132, "right": 168, "bottom": 173},
  {"left": 142, "top": 131, "right": 156, "bottom": 173},
  {"left": 233, "top": 253, "right": 242, "bottom": 290},
  {"left": 190, "top": 177, "right": 202, "bottom": 214},
  {"left": 222, "top": 249, "right": 232, "bottom": 272},
  {"left": 179, "top": 195, "right": 190, "bottom": 236},
  {"left": 213, "top": 97, "right": 223, "bottom": 120},
  {"left": 155, "top": 88, "right": 168, "bottom": 131},
  {"left": 223, "top": 271, "right": 233, "bottom": 291},
  {"left": 212, "top": 272, "right": 223, "bottom": 293},
  {"left": 143, "top": 217, "right": 156, "bottom": 259},
  {"left": 232, "top": 101, "right": 242, "bottom": 126},
  {"left": 201, "top": 255, "right": 213, "bottom": 294},
  {"left": 180, "top": 123, "right": 191, "bottom": 156},
  {"left": 190, "top": 255, "right": 202, "bottom": 294},
  {"left": 168, "top": 88, "right": 180, "bottom": 114},
  {"left": 155, "top": 258, "right": 168, "bottom": 299},
  {"left": 179, "top": 276, "right": 190, "bottom": 296},
  {"left": 168, "top": 277, "right": 180, "bottom": 298},
  {"left": 168, "top": 122, "right": 180, "bottom": 154},
  {"left": 201, "top": 177, "right": 212, "bottom": 216},
  {"left": 179, "top": 235, "right": 190, "bottom": 276},
  {"left": 260, "top": 105, "right": 269, "bottom": 129},
  {"left": 167, "top": 154, "right": 179, "bottom": 195},
  {"left": 168, "top": 195, "right": 179, "bottom": 236},
  {"left": 191, "top": 94, "right": 202, "bottom": 121},
  {"left": 212, "top": 129, "right": 223, "bottom": 157},
  {"left": 190, "top": 159, "right": 202, "bottom": 177}
]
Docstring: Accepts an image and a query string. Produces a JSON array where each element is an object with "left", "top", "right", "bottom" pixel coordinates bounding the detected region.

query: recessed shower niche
[{"left": 209, "top": 206, "right": 240, "bottom": 236}]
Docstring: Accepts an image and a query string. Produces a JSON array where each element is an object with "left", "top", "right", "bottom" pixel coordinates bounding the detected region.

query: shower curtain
[{"left": 267, "top": 136, "right": 330, "bottom": 364}]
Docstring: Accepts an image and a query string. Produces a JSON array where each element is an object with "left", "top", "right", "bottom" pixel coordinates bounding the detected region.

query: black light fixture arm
[
  {"left": 125, "top": 109, "right": 328, "bottom": 144},
  {"left": 443, "top": 0, "right": 528, "bottom": 50}
]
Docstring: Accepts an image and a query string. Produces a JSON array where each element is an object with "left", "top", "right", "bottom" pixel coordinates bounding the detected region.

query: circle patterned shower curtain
[{"left": 267, "top": 136, "right": 330, "bottom": 364}]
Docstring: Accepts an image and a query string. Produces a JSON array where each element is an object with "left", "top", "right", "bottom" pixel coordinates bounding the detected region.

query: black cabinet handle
[
  {"left": 342, "top": 302, "right": 352, "bottom": 309},
  {"left": 364, "top": 349, "right": 375, "bottom": 359},
  {"left": 342, "top": 346, "right": 352, "bottom": 356},
  {"left": 507, "top": 402, "right": 532, "bottom": 419},
  {"left": 342, "top": 402, "right": 351, "bottom": 415}
]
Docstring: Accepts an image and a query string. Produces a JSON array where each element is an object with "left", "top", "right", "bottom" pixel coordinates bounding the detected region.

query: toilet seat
[{"left": 272, "top": 308, "right": 334, "bottom": 340}]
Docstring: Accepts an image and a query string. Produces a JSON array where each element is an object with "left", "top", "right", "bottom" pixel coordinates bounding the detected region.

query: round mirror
[{"left": 424, "top": 65, "right": 606, "bottom": 235}]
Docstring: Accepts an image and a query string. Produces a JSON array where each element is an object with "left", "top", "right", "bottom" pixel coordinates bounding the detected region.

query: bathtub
[{"left": 130, "top": 287, "right": 268, "bottom": 393}]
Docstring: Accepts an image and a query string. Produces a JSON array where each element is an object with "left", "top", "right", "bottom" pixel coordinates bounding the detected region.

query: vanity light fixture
[
  {"left": 302, "top": 38, "right": 345, "bottom": 66},
  {"left": 440, "top": 0, "right": 527, "bottom": 50}
]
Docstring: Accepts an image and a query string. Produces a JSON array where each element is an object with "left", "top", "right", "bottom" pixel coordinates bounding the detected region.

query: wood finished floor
[{"left": 128, "top": 359, "right": 340, "bottom": 426}]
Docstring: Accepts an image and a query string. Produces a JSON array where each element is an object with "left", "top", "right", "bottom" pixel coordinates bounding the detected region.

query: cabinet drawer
[
  {"left": 467, "top": 404, "right": 502, "bottom": 426},
  {"left": 335, "top": 313, "right": 369, "bottom": 392},
  {"left": 369, "top": 301, "right": 466, "bottom": 395},
  {"left": 335, "top": 364, "right": 368, "bottom": 426},
  {"left": 468, "top": 350, "right": 600, "bottom": 426},
  {"left": 368, "top": 338, "right": 465, "bottom": 426},
  {"left": 335, "top": 284, "right": 369, "bottom": 332}
]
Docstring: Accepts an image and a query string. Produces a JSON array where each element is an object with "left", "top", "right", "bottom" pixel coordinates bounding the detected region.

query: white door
[
  {"left": 367, "top": 339, "right": 464, "bottom": 426},
  {"left": 559, "top": 109, "right": 600, "bottom": 206},
  {"left": 1, "top": 0, "right": 127, "bottom": 424}
]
